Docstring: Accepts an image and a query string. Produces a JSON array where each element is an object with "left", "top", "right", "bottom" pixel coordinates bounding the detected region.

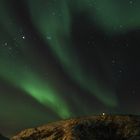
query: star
[
  {"left": 22, "top": 36, "right": 25, "bottom": 39},
  {"left": 112, "top": 59, "right": 116, "bottom": 64},
  {"left": 4, "top": 42, "right": 8, "bottom": 46},
  {"left": 119, "top": 70, "right": 122, "bottom": 73},
  {"left": 47, "top": 36, "right": 52, "bottom": 40},
  {"left": 52, "top": 12, "right": 56, "bottom": 16},
  {"left": 119, "top": 25, "right": 123, "bottom": 28},
  {"left": 129, "top": 1, "right": 133, "bottom": 4}
]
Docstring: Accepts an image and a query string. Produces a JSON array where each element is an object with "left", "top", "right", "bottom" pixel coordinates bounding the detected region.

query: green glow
[
  {"left": 1, "top": 0, "right": 140, "bottom": 136},
  {"left": 28, "top": 0, "right": 118, "bottom": 107},
  {"left": 21, "top": 74, "right": 71, "bottom": 118},
  {"left": 75, "top": 0, "right": 140, "bottom": 32},
  {"left": 0, "top": 1, "right": 71, "bottom": 118},
  {"left": 0, "top": 53, "right": 71, "bottom": 118}
]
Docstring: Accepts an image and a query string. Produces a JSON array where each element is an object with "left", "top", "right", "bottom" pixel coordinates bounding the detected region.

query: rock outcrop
[{"left": 12, "top": 115, "right": 140, "bottom": 140}]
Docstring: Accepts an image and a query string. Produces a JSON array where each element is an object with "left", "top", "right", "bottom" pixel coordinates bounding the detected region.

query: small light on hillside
[{"left": 102, "top": 113, "right": 106, "bottom": 116}]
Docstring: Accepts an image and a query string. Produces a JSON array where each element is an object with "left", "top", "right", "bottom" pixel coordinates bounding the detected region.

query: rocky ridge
[{"left": 11, "top": 115, "right": 140, "bottom": 140}]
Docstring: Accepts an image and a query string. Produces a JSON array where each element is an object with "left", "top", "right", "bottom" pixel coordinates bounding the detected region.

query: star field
[{"left": 0, "top": 0, "right": 140, "bottom": 136}]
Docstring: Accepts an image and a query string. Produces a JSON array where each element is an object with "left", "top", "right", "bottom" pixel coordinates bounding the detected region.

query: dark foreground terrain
[
  {"left": 10, "top": 115, "right": 140, "bottom": 140},
  {"left": 0, "top": 134, "right": 9, "bottom": 140}
]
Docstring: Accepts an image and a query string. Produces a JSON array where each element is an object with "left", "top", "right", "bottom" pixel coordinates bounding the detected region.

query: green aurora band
[
  {"left": 0, "top": 0, "right": 71, "bottom": 118},
  {"left": 28, "top": 0, "right": 123, "bottom": 108},
  {"left": 0, "top": 0, "right": 140, "bottom": 120}
]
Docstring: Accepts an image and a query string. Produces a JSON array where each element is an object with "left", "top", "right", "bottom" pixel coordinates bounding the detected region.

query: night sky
[{"left": 0, "top": 0, "right": 140, "bottom": 136}]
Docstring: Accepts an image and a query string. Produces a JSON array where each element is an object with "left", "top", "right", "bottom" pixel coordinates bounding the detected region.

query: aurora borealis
[{"left": 0, "top": 0, "right": 140, "bottom": 136}]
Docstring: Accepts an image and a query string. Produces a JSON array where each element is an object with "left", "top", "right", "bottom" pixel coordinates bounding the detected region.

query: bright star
[{"left": 22, "top": 36, "right": 25, "bottom": 39}]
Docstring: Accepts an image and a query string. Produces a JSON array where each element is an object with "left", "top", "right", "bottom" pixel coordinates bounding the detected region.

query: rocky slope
[{"left": 11, "top": 115, "right": 140, "bottom": 140}]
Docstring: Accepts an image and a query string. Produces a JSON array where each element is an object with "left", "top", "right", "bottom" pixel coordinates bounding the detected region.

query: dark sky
[{"left": 0, "top": 0, "right": 140, "bottom": 137}]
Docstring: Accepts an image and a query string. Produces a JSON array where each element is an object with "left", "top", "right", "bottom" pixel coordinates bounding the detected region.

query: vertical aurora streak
[
  {"left": 0, "top": 0, "right": 140, "bottom": 136},
  {"left": 0, "top": 0, "right": 71, "bottom": 119},
  {"left": 28, "top": 0, "right": 118, "bottom": 107}
]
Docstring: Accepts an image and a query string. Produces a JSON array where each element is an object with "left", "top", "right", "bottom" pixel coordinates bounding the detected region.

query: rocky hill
[{"left": 11, "top": 115, "right": 140, "bottom": 140}]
